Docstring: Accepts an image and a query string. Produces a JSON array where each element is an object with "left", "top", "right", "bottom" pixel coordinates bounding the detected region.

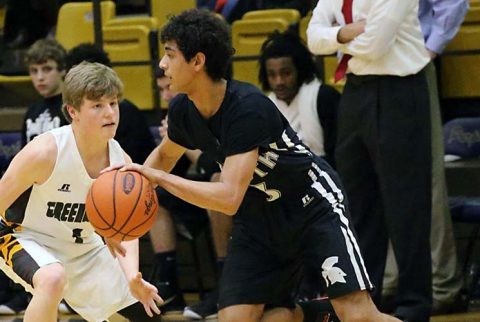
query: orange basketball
[{"left": 85, "top": 170, "right": 158, "bottom": 241}]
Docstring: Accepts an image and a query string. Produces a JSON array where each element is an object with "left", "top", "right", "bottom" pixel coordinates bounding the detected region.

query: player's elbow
[
  {"left": 222, "top": 200, "right": 240, "bottom": 216},
  {"left": 221, "top": 194, "right": 244, "bottom": 216}
]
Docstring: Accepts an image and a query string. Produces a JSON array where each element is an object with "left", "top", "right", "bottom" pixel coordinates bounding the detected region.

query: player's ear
[
  {"left": 193, "top": 52, "right": 206, "bottom": 71},
  {"left": 65, "top": 104, "right": 78, "bottom": 121}
]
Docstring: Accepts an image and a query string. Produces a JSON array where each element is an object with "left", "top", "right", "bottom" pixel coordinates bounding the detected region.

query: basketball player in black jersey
[{"left": 114, "top": 9, "right": 401, "bottom": 322}]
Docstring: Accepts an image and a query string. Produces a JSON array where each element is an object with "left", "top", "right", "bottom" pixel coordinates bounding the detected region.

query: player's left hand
[{"left": 129, "top": 272, "right": 163, "bottom": 317}]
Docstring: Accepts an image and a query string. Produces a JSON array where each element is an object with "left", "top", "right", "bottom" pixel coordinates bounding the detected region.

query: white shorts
[{"left": 0, "top": 231, "right": 137, "bottom": 322}]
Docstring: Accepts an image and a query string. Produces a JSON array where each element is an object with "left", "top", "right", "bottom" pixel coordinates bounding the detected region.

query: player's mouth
[{"left": 103, "top": 122, "right": 116, "bottom": 127}]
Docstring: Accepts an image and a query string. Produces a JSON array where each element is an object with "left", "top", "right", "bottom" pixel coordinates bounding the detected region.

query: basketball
[{"left": 85, "top": 170, "right": 158, "bottom": 241}]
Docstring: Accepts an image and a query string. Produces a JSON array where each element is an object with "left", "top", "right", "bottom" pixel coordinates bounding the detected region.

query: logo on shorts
[
  {"left": 321, "top": 256, "right": 347, "bottom": 286},
  {"left": 302, "top": 194, "right": 314, "bottom": 207},
  {"left": 57, "top": 183, "right": 71, "bottom": 192}
]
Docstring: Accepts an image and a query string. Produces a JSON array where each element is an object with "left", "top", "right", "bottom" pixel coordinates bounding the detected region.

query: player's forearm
[
  {"left": 117, "top": 239, "right": 140, "bottom": 280},
  {"left": 156, "top": 171, "right": 244, "bottom": 215},
  {"left": 144, "top": 137, "right": 185, "bottom": 173}
]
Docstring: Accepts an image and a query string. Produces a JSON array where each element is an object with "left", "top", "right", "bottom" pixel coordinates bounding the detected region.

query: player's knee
[
  {"left": 338, "top": 310, "right": 371, "bottom": 322},
  {"left": 336, "top": 303, "right": 382, "bottom": 322},
  {"left": 33, "top": 263, "right": 67, "bottom": 298},
  {"left": 218, "top": 305, "right": 263, "bottom": 322}
]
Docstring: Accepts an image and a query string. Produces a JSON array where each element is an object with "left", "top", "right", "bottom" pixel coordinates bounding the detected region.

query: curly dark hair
[
  {"left": 258, "top": 30, "right": 318, "bottom": 92},
  {"left": 160, "top": 9, "right": 233, "bottom": 80}
]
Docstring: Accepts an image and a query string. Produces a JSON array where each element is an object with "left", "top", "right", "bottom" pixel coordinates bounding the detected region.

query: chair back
[
  {"left": 443, "top": 117, "right": 480, "bottom": 161},
  {"left": 242, "top": 9, "right": 300, "bottom": 25},
  {"left": 56, "top": 1, "right": 116, "bottom": 50},
  {"left": 231, "top": 18, "right": 290, "bottom": 87},
  {"left": 103, "top": 24, "right": 159, "bottom": 110},
  {"left": 0, "top": 131, "right": 21, "bottom": 176},
  {"left": 441, "top": 25, "right": 480, "bottom": 98},
  {"left": 150, "top": 0, "right": 195, "bottom": 27},
  {"left": 464, "top": 6, "right": 480, "bottom": 24},
  {"left": 299, "top": 12, "right": 311, "bottom": 42}
]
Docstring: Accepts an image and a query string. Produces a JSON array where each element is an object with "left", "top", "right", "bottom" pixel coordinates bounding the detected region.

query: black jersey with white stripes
[{"left": 167, "top": 80, "right": 327, "bottom": 201}]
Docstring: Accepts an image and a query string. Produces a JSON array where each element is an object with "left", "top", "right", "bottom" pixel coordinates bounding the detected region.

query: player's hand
[
  {"left": 104, "top": 237, "right": 126, "bottom": 257},
  {"left": 120, "top": 163, "right": 166, "bottom": 186},
  {"left": 159, "top": 117, "right": 168, "bottom": 139},
  {"left": 100, "top": 163, "right": 126, "bottom": 174},
  {"left": 129, "top": 272, "right": 163, "bottom": 317}
]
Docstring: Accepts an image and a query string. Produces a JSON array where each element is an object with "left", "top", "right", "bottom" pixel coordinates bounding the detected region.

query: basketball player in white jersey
[{"left": 0, "top": 62, "right": 162, "bottom": 322}]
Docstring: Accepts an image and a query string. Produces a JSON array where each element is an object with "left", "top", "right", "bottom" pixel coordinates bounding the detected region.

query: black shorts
[{"left": 218, "top": 168, "right": 373, "bottom": 309}]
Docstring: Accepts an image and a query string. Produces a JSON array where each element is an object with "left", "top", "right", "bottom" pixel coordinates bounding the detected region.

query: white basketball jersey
[
  {"left": 4, "top": 125, "right": 138, "bottom": 321},
  {"left": 14, "top": 125, "right": 125, "bottom": 253}
]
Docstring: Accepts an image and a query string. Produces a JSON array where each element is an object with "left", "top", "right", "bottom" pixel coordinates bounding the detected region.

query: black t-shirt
[
  {"left": 116, "top": 99, "right": 156, "bottom": 164},
  {"left": 22, "top": 94, "right": 68, "bottom": 146},
  {"left": 167, "top": 80, "right": 321, "bottom": 202}
]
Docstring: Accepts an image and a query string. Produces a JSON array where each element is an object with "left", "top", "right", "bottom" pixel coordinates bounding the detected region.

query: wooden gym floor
[{"left": 0, "top": 293, "right": 479, "bottom": 322}]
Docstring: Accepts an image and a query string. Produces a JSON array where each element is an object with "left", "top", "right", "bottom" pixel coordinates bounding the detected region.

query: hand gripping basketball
[{"left": 86, "top": 170, "right": 158, "bottom": 241}]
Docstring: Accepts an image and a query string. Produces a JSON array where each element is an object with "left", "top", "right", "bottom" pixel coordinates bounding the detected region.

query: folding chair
[
  {"left": 149, "top": 0, "right": 195, "bottom": 27},
  {"left": 440, "top": 24, "right": 480, "bottom": 99},
  {"left": 231, "top": 18, "right": 290, "bottom": 88},
  {"left": 242, "top": 9, "right": 301, "bottom": 25},
  {"left": 56, "top": 1, "right": 116, "bottom": 50},
  {"left": 103, "top": 24, "right": 159, "bottom": 110},
  {"left": 444, "top": 117, "right": 480, "bottom": 302}
]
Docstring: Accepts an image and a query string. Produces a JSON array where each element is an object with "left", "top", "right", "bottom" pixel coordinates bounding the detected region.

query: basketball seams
[
  {"left": 85, "top": 170, "right": 157, "bottom": 241},
  {"left": 113, "top": 172, "right": 143, "bottom": 240},
  {"left": 124, "top": 184, "right": 158, "bottom": 237},
  {"left": 87, "top": 176, "right": 115, "bottom": 230}
]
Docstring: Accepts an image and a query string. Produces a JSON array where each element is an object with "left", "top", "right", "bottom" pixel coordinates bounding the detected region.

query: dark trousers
[{"left": 335, "top": 71, "right": 432, "bottom": 320}]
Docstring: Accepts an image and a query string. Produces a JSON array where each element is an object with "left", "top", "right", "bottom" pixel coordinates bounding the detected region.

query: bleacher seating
[
  {"left": 0, "top": 131, "right": 21, "bottom": 176},
  {"left": 242, "top": 9, "right": 300, "bottom": 25},
  {"left": 149, "top": 0, "right": 195, "bottom": 28},
  {"left": 231, "top": 18, "right": 290, "bottom": 88},
  {"left": 464, "top": 6, "right": 480, "bottom": 24},
  {"left": 0, "top": 75, "right": 39, "bottom": 107},
  {"left": 440, "top": 24, "right": 480, "bottom": 99},
  {"left": 103, "top": 24, "right": 159, "bottom": 110},
  {"left": 56, "top": 1, "right": 116, "bottom": 50}
]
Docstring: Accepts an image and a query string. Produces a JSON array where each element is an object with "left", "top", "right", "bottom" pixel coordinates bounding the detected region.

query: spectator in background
[
  {"left": 382, "top": 0, "right": 469, "bottom": 316},
  {"left": 65, "top": 43, "right": 156, "bottom": 164},
  {"left": 22, "top": 38, "right": 68, "bottom": 147},
  {"left": 308, "top": 0, "right": 433, "bottom": 321},
  {"left": 259, "top": 30, "right": 339, "bottom": 167}
]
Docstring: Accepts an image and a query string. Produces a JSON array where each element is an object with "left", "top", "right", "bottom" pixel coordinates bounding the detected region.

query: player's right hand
[{"left": 129, "top": 272, "right": 163, "bottom": 317}]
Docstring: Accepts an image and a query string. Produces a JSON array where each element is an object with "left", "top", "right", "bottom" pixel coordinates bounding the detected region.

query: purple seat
[{"left": 0, "top": 131, "right": 21, "bottom": 176}]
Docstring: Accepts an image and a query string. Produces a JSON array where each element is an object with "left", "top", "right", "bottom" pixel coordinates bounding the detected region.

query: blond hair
[{"left": 62, "top": 61, "right": 123, "bottom": 122}]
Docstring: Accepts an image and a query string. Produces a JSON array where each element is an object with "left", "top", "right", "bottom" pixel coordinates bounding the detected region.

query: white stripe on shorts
[{"left": 310, "top": 165, "right": 372, "bottom": 290}]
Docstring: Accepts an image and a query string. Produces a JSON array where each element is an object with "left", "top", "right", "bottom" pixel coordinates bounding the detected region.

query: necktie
[
  {"left": 334, "top": 0, "right": 353, "bottom": 83},
  {"left": 215, "top": 0, "right": 227, "bottom": 12}
]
